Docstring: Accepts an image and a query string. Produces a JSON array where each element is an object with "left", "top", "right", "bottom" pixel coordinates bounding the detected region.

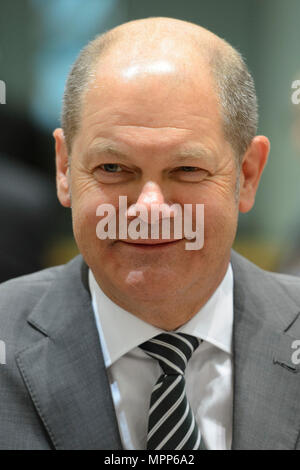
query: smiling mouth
[{"left": 118, "top": 239, "right": 184, "bottom": 248}]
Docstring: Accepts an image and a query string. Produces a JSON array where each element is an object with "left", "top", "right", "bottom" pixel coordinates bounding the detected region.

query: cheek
[
  {"left": 203, "top": 197, "right": 239, "bottom": 248},
  {"left": 183, "top": 184, "right": 237, "bottom": 231},
  {"left": 72, "top": 194, "right": 102, "bottom": 248},
  {"left": 70, "top": 173, "right": 118, "bottom": 237}
]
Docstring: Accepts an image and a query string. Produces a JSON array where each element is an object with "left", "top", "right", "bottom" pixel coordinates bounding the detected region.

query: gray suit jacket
[{"left": 0, "top": 250, "right": 300, "bottom": 450}]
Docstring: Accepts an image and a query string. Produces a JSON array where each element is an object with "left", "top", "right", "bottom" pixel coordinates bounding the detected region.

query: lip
[{"left": 118, "top": 239, "right": 184, "bottom": 249}]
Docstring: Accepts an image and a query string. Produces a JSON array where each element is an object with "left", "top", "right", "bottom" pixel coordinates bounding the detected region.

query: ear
[
  {"left": 238, "top": 135, "right": 270, "bottom": 213},
  {"left": 53, "top": 128, "right": 71, "bottom": 208}
]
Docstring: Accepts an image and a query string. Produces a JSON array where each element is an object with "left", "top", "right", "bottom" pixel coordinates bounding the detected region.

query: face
[{"left": 54, "top": 50, "right": 268, "bottom": 323}]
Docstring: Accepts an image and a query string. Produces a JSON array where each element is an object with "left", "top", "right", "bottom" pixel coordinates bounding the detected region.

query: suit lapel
[
  {"left": 14, "top": 251, "right": 300, "bottom": 450},
  {"left": 231, "top": 250, "right": 300, "bottom": 449},
  {"left": 15, "top": 256, "right": 122, "bottom": 450}
]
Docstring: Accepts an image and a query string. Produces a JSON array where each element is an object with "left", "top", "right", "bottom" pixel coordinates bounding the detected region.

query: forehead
[
  {"left": 76, "top": 50, "right": 225, "bottom": 154},
  {"left": 82, "top": 60, "right": 220, "bottom": 120}
]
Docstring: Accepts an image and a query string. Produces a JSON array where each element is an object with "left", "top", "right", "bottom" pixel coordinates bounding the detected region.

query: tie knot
[{"left": 139, "top": 332, "right": 200, "bottom": 375}]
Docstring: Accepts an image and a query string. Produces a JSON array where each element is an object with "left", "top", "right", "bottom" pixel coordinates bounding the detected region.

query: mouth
[{"left": 117, "top": 239, "right": 184, "bottom": 249}]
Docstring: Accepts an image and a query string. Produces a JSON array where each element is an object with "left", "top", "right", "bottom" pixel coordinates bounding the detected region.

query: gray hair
[
  {"left": 209, "top": 45, "right": 258, "bottom": 168},
  {"left": 61, "top": 32, "right": 117, "bottom": 157},
  {"left": 61, "top": 29, "right": 258, "bottom": 169}
]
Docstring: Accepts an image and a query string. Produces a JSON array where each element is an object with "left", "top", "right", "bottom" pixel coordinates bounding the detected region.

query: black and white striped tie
[{"left": 140, "top": 332, "right": 202, "bottom": 450}]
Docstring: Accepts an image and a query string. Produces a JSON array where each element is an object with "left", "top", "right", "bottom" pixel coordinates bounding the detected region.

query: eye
[
  {"left": 178, "top": 166, "right": 199, "bottom": 172},
  {"left": 100, "top": 163, "right": 123, "bottom": 173},
  {"left": 171, "top": 166, "right": 209, "bottom": 182},
  {"left": 94, "top": 162, "right": 134, "bottom": 184}
]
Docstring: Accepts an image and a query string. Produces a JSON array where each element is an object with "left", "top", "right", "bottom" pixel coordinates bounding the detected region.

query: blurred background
[{"left": 1, "top": 0, "right": 300, "bottom": 281}]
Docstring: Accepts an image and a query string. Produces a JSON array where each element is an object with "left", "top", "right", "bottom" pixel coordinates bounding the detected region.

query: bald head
[
  {"left": 61, "top": 17, "right": 257, "bottom": 165},
  {"left": 94, "top": 17, "right": 221, "bottom": 60}
]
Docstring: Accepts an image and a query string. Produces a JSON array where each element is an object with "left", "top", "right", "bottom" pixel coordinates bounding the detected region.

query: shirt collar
[{"left": 89, "top": 263, "right": 233, "bottom": 367}]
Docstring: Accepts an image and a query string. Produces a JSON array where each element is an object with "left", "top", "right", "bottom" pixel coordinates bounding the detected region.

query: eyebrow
[
  {"left": 85, "top": 140, "right": 214, "bottom": 164},
  {"left": 86, "top": 142, "right": 130, "bottom": 162},
  {"left": 173, "top": 146, "right": 213, "bottom": 162}
]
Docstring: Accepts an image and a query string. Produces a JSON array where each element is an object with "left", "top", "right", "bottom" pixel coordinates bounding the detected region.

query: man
[{"left": 0, "top": 17, "right": 300, "bottom": 450}]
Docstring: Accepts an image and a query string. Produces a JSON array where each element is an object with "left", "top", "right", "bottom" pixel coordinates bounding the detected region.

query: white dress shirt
[{"left": 89, "top": 264, "right": 234, "bottom": 450}]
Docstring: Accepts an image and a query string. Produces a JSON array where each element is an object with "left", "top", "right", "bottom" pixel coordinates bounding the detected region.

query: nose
[
  {"left": 126, "top": 181, "right": 176, "bottom": 221},
  {"left": 136, "top": 181, "right": 165, "bottom": 206}
]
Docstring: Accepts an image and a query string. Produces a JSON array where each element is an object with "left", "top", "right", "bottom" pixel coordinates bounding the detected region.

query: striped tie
[{"left": 139, "top": 332, "right": 202, "bottom": 450}]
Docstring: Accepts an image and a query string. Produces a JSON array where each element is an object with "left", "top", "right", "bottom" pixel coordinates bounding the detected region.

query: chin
[{"left": 120, "top": 268, "right": 180, "bottom": 300}]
